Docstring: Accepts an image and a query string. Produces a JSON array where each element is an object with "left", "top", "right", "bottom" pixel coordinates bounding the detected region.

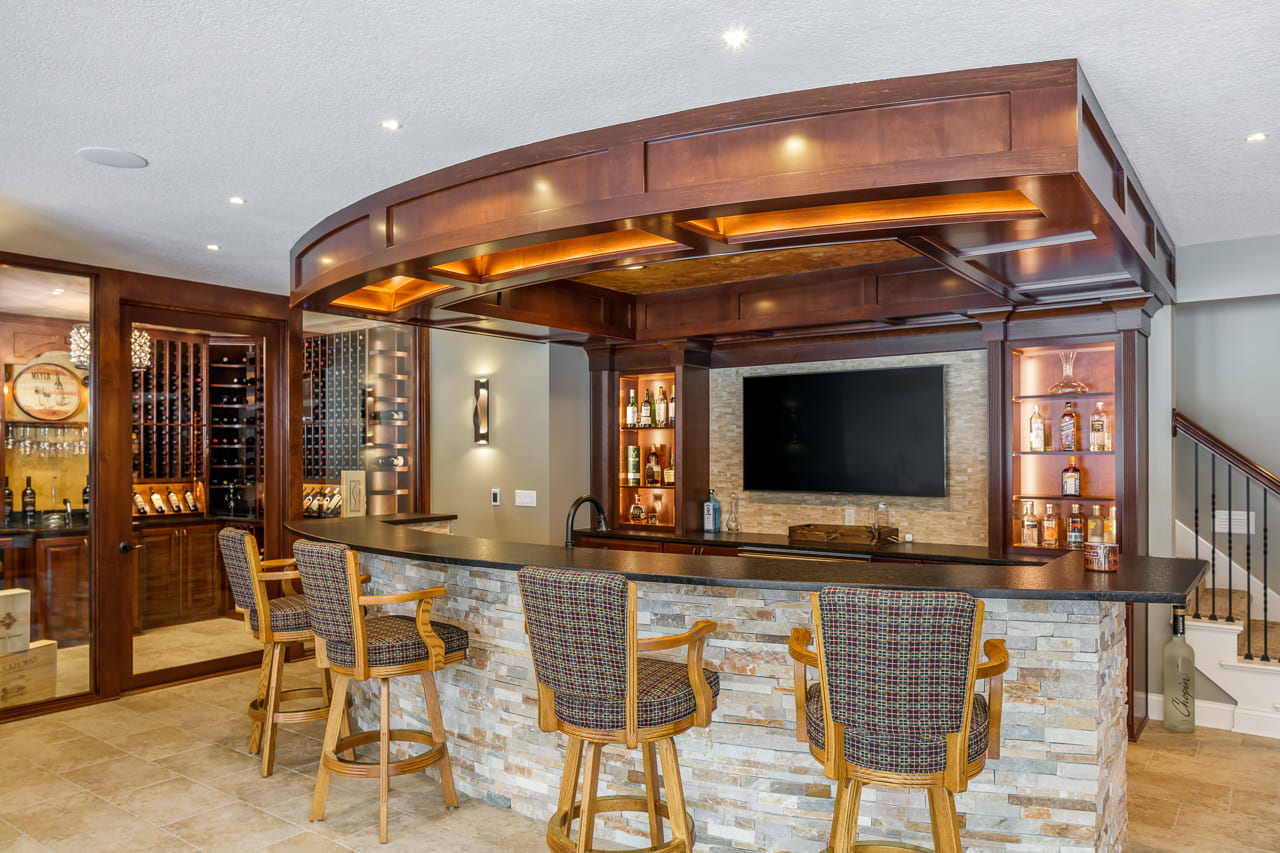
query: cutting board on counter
[{"left": 787, "top": 524, "right": 899, "bottom": 546}]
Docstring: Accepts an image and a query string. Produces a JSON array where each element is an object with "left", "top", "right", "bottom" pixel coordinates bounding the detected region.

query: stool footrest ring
[
  {"left": 820, "top": 843, "right": 934, "bottom": 853},
  {"left": 321, "top": 728, "right": 446, "bottom": 778},
  {"left": 248, "top": 686, "right": 329, "bottom": 725},
  {"left": 547, "top": 795, "right": 693, "bottom": 853}
]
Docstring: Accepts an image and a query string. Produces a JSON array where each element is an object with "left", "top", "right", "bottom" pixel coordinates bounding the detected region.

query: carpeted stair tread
[
  {"left": 1190, "top": 584, "right": 1251, "bottom": 621},
  {"left": 1237, "top": 619, "right": 1280, "bottom": 661}
]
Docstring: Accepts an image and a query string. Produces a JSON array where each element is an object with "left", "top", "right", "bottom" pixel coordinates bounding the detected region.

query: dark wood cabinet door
[
  {"left": 34, "top": 535, "right": 89, "bottom": 646},
  {"left": 180, "top": 523, "right": 221, "bottom": 617},
  {"left": 136, "top": 528, "right": 181, "bottom": 629}
]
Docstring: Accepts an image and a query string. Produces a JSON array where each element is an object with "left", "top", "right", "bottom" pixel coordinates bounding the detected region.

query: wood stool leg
[
  {"left": 420, "top": 670, "right": 458, "bottom": 808},
  {"left": 830, "top": 778, "right": 863, "bottom": 853},
  {"left": 656, "top": 738, "right": 692, "bottom": 850},
  {"left": 926, "top": 787, "right": 962, "bottom": 853},
  {"left": 577, "top": 741, "right": 603, "bottom": 853},
  {"left": 311, "top": 674, "right": 349, "bottom": 822},
  {"left": 259, "top": 642, "right": 286, "bottom": 777},
  {"left": 379, "top": 677, "right": 391, "bottom": 844},
  {"left": 556, "top": 737, "right": 584, "bottom": 840},
  {"left": 642, "top": 741, "right": 663, "bottom": 845},
  {"left": 248, "top": 643, "right": 272, "bottom": 754}
]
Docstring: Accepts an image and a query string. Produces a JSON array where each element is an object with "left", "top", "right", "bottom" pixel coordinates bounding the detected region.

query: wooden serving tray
[{"left": 787, "top": 523, "right": 900, "bottom": 546}]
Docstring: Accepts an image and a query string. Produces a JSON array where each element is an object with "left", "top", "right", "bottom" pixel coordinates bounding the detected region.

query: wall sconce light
[
  {"left": 68, "top": 323, "right": 153, "bottom": 372},
  {"left": 474, "top": 378, "right": 490, "bottom": 444}
]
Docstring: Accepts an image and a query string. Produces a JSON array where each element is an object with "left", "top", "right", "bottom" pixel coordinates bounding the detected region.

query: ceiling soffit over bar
[{"left": 291, "top": 60, "right": 1175, "bottom": 342}]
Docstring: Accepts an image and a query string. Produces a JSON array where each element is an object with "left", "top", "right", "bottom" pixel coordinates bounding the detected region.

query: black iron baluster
[
  {"left": 1228, "top": 466, "right": 1235, "bottom": 622},
  {"left": 1265, "top": 493, "right": 1271, "bottom": 663},
  {"left": 1194, "top": 444, "right": 1201, "bottom": 619},
  {"left": 1246, "top": 482, "right": 1253, "bottom": 658},
  {"left": 1211, "top": 460, "right": 1218, "bottom": 621}
]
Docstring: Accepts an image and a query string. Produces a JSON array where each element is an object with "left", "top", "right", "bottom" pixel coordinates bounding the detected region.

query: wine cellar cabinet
[{"left": 590, "top": 344, "right": 709, "bottom": 536}]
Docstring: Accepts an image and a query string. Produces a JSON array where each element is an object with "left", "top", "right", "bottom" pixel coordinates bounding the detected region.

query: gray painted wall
[{"left": 1178, "top": 234, "right": 1280, "bottom": 303}]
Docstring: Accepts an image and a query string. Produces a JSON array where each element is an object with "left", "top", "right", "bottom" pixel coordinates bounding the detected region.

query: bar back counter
[{"left": 287, "top": 516, "right": 1205, "bottom": 853}]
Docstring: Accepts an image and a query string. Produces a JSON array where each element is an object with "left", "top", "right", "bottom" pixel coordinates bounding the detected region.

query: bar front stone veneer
[{"left": 342, "top": 552, "right": 1127, "bottom": 853}]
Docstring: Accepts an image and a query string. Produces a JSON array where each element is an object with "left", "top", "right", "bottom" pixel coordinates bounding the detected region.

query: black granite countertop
[{"left": 286, "top": 516, "right": 1206, "bottom": 603}]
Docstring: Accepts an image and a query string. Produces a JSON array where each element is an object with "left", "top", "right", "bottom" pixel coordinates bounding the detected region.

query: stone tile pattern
[
  {"left": 708, "top": 349, "right": 989, "bottom": 545},
  {"left": 348, "top": 552, "right": 1128, "bottom": 852}
]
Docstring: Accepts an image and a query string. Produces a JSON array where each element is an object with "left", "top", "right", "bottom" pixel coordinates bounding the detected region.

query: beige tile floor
[{"left": 2, "top": 666, "right": 1276, "bottom": 852}]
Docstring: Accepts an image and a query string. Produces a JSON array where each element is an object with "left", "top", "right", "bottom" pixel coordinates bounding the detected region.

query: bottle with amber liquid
[
  {"left": 1020, "top": 501, "right": 1041, "bottom": 546},
  {"left": 644, "top": 446, "right": 660, "bottom": 486},
  {"left": 639, "top": 390, "right": 653, "bottom": 428},
  {"left": 1066, "top": 503, "right": 1086, "bottom": 549},
  {"left": 1104, "top": 506, "right": 1118, "bottom": 544},
  {"left": 1042, "top": 503, "right": 1061, "bottom": 548},
  {"left": 1060, "top": 401, "right": 1080, "bottom": 451},
  {"left": 1061, "top": 455, "right": 1082, "bottom": 497},
  {"left": 629, "top": 493, "right": 647, "bottom": 524}
]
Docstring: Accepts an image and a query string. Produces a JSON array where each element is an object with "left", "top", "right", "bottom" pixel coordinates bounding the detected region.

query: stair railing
[{"left": 1174, "top": 410, "right": 1279, "bottom": 662}]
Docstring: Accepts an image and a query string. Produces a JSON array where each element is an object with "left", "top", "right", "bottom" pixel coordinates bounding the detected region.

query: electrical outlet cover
[
  {"left": 490, "top": 489, "right": 500, "bottom": 506},
  {"left": 843, "top": 507, "right": 856, "bottom": 525},
  {"left": 515, "top": 490, "right": 536, "bottom": 507}
]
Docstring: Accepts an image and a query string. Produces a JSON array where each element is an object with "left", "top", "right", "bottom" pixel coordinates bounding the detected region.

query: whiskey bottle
[
  {"left": 1162, "top": 606, "right": 1195, "bottom": 732},
  {"left": 149, "top": 487, "right": 168, "bottom": 513},
  {"left": 629, "top": 493, "right": 646, "bottom": 524},
  {"left": 702, "top": 489, "right": 721, "bottom": 533},
  {"left": 1029, "top": 405, "right": 1047, "bottom": 452},
  {"left": 82, "top": 476, "right": 91, "bottom": 515},
  {"left": 1089, "top": 402, "right": 1110, "bottom": 452},
  {"left": 132, "top": 489, "right": 150, "bottom": 515},
  {"left": 3, "top": 476, "right": 12, "bottom": 524},
  {"left": 1060, "top": 401, "right": 1079, "bottom": 451},
  {"left": 655, "top": 386, "right": 668, "bottom": 428},
  {"left": 1067, "top": 503, "right": 1086, "bottom": 549},
  {"left": 1087, "top": 504, "right": 1104, "bottom": 543},
  {"left": 1104, "top": 506, "right": 1118, "bottom": 544},
  {"left": 644, "top": 446, "right": 660, "bottom": 487},
  {"left": 625, "top": 390, "right": 638, "bottom": 429},
  {"left": 626, "top": 445, "right": 641, "bottom": 487},
  {"left": 663, "top": 457, "right": 676, "bottom": 485},
  {"left": 166, "top": 487, "right": 184, "bottom": 513},
  {"left": 1042, "top": 503, "right": 1061, "bottom": 548},
  {"left": 639, "top": 390, "right": 653, "bottom": 428},
  {"left": 1020, "top": 501, "right": 1041, "bottom": 546},
  {"left": 1061, "top": 455, "right": 1082, "bottom": 497},
  {"left": 183, "top": 484, "right": 199, "bottom": 512},
  {"left": 669, "top": 389, "right": 676, "bottom": 427}
]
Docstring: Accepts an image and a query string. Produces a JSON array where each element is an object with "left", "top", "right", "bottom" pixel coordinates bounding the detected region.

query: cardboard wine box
[
  {"left": 0, "top": 589, "right": 31, "bottom": 655},
  {"left": 0, "top": 639, "right": 56, "bottom": 708}
]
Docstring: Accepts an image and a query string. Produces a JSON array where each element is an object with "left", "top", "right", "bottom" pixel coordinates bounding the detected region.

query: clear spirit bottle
[
  {"left": 702, "top": 489, "right": 721, "bottom": 533},
  {"left": 655, "top": 386, "right": 668, "bottom": 427},
  {"left": 1104, "top": 506, "right": 1118, "bottom": 544},
  {"left": 1029, "top": 405, "right": 1047, "bottom": 452},
  {"left": 1067, "top": 503, "right": 1086, "bottom": 549},
  {"left": 1020, "top": 501, "right": 1041, "bottom": 546},
  {"left": 1162, "top": 606, "right": 1195, "bottom": 732},
  {"left": 1042, "top": 503, "right": 1061, "bottom": 548},
  {"left": 1089, "top": 402, "right": 1110, "bottom": 452},
  {"left": 1087, "top": 504, "right": 1104, "bottom": 543}
]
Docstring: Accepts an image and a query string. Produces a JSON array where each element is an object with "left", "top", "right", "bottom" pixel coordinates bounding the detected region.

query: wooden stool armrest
[
  {"left": 257, "top": 569, "right": 301, "bottom": 582},
  {"left": 260, "top": 558, "right": 296, "bottom": 569},
  {"left": 976, "top": 639, "right": 1009, "bottom": 680},
  {"left": 790, "top": 628, "right": 817, "bottom": 742},
  {"left": 977, "top": 638, "right": 1007, "bottom": 759},
  {"left": 358, "top": 587, "right": 447, "bottom": 606},
  {"left": 636, "top": 619, "right": 716, "bottom": 652}
]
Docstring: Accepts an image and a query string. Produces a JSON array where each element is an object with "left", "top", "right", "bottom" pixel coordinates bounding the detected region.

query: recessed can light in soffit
[
  {"left": 77, "top": 147, "right": 149, "bottom": 168},
  {"left": 1245, "top": 132, "right": 1268, "bottom": 142}
]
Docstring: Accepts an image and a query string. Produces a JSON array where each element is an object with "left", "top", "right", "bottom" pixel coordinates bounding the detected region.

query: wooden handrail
[{"left": 1173, "top": 409, "right": 1280, "bottom": 496}]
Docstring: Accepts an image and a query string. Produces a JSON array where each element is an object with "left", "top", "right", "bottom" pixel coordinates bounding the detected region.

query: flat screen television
[{"left": 742, "top": 365, "right": 947, "bottom": 497}]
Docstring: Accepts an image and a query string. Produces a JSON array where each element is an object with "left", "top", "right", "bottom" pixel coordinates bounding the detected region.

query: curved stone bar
[{"left": 287, "top": 517, "right": 1205, "bottom": 853}]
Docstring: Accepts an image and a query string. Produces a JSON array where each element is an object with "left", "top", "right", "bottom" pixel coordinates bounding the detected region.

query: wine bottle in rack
[
  {"left": 132, "top": 489, "right": 150, "bottom": 515},
  {"left": 373, "top": 455, "right": 406, "bottom": 468},
  {"left": 183, "top": 483, "right": 198, "bottom": 512},
  {"left": 147, "top": 487, "right": 167, "bottom": 513},
  {"left": 166, "top": 487, "right": 184, "bottom": 513}
]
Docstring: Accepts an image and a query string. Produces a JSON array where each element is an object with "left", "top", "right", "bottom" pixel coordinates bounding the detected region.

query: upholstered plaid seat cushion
[
  {"left": 324, "top": 614, "right": 468, "bottom": 669},
  {"left": 555, "top": 657, "right": 721, "bottom": 731},
  {"left": 248, "top": 594, "right": 310, "bottom": 634},
  {"left": 805, "top": 682, "right": 989, "bottom": 774}
]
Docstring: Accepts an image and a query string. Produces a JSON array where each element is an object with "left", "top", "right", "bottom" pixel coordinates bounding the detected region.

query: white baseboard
[{"left": 1139, "top": 691, "right": 1280, "bottom": 739}]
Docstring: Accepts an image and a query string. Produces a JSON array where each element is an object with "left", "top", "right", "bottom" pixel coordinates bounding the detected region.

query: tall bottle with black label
[
  {"left": 1162, "top": 606, "right": 1195, "bottom": 732},
  {"left": 1060, "top": 401, "right": 1079, "bottom": 451},
  {"left": 82, "top": 476, "right": 91, "bottom": 517},
  {"left": 3, "top": 476, "right": 12, "bottom": 524},
  {"left": 1067, "top": 503, "right": 1086, "bottom": 549},
  {"left": 22, "top": 477, "right": 36, "bottom": 522}
]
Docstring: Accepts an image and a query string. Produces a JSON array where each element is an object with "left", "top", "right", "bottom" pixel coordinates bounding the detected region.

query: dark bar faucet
[{"left": 564, "top": 494, "right": 608, "bottom": 548}]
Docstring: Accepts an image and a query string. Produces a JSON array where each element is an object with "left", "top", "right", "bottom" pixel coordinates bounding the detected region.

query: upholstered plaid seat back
[
  {"left": 518, "top": 566, "right": 629, "bottom": 704},
  {"left": 817, "top": 587, "right": 976, "bottom": 746},
  {"left": 292, "top": 539, "right": 358, "bottom": 645},
  {"left": 217, "top": 527, "right": 259, "bottom": 614}
]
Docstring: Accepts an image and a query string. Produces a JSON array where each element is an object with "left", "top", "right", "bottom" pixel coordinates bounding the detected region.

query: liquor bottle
[
  {"left": 639, "top": 390, "right": 653, "bottom": 428},
  {"left": 663, "top": 455, "right": 676, "bottom": 485},
  {"left": 183, "top": 484, "right": 198, "bottom": 512},
  {"left": 703, "top": 489, "right": 721, "bottom": 533},
  {"left": 1020, "top": 501, "right": 1041, "bottom": 546},
  {"left": 629, "top": 493, "right": 646, "bottom": 524},
  {"left": 1162, "top": 605, "right": 1195, "bottom": 733},
  {"left": 22, "top": 476, "right": 36, "bottom": 521},
  {"left": 1067, "top": 503, "right": 1086, "bottom": 549},
  {"left": 626, "top": 445, "right": 641, "bottom": 486},
  {"left": 3, "top": 476, "right": 11, "bottom": 524},
  {"left": 1089, "top": 402, "right": 1111, "bottom": 452},
  {"left": 373, "top": 455, "right": 406, "bottom": 468},
  {"left": 1028, "top": 405, "right": 1047, "bottom": 452},
  {"left": 132, "top": 489, "right": 150, "bottom": 515},
  {"left": 655, "top": 386, "right": 668, "bottom": 428},
  {"left": 166, "top": 487, "right": 184, "bottom": 513},
  {"left": 1061, "top": 455, "right": 1082, "bottom": 497},
  {"left": 1059, "top": 401, "right": 1080, "bottom": 451},
  {"left": 669, "top": 389, "right": 676, "bottom": 427},
  {"left": 1087, "top": 504, "right": 1104, "bottom": 543},
  {"left": 82, "top": 476, "right": 91, "bottom": 515},
  {"left": 1042, "top": 503, "right": 1060, "bottom": 548},
  {"left": 625, "top": 390, "right": 638, "bottom": 429},
  {"left": 644, "top": 446, "right": 660, "bottom": 487},
  {"left": 1104, "top": 506, "right": 1118, "bottom": 545},
  {"left": 149, "top": 487, "right": 168, "bottom": 514}
]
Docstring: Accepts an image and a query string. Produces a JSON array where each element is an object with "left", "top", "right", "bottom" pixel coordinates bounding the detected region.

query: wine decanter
[{"left": 1048, "top": 350, "right": 1089, "bottom": 394}]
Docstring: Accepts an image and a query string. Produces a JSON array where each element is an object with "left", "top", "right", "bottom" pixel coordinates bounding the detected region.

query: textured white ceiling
[{"left": 1, "top": 1, "right": 1277, "bottom": 295}]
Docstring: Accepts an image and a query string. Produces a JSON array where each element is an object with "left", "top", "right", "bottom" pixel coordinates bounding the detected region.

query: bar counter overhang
[{"left": 287, "top": 516, "right": 1205, "bottom": 852}]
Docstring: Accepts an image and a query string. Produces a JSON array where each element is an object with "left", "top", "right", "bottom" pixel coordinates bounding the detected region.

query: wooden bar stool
[
  {"left": 517, "top": 565, "right": 718, "bottom": 853},
  {"left": 788, "top": 587, "right": 1008, "bottom": 853},
  {"left": 217, "top": 527, "right": 335, "bottom": 777},
  {"left": 292, "top": 539, "right": 467, "bottom": 844}
]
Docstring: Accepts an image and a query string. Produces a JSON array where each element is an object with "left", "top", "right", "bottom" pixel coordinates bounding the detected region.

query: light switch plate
[
  {"left": 490, "top": 489, "right": 500, "bottom": 506},
  {"left": 515, "top": 490, "right": 536, "bottom": 507},
  {"left": 843, "top": 507, "right": 856, "bottom": 525}
]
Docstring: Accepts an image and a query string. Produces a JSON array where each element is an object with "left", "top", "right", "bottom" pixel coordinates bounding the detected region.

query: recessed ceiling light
[
  {"left": 77, "top": 147, "right": 149, "bottom": 169},
  {"left": 206, "top": 244, "right": 220, "bottom": 251},
  {"left": 51, "top": 288, "right": 64, "bottom": 295},
  {"left": 722, "top": 26, "right": 749, "bottom": 49},
  {"left": 380, "top": 119, "right": 402, "bottom": 131},
  {"left": 1245, "top": 132, "right": 1268, "bottom": 142},
  {"left": 228, "top": 196, "right": 246, "bottom": 205},
  {"left": 624, "top": 265, "right": 645, "bottom": 270}
]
